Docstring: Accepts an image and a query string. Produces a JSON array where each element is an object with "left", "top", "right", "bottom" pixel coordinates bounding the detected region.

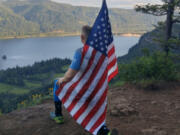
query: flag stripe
[
  {"left": 70, "top": 60, "right": 107, "bottom": 117},
  {"left": 56, "top": 46, "right": 92, "bottom": 97},
  {"left": 107, "top": 43, "right": 114, "bottom": 53},
  {"left": 76, "top": 79, "right": 108, "bottom": 124},
  {"left": 61, "top": 49, "right": 97, "bottom": 104},
  {"left": 86, "top": 102, "right": 107, "bottom": 132},
  {"left": 108, "top": 45, "right": 115, "bottom": 58},
  {"left": 72, "top": 69, "right": 108, "bottom": 119},
  {"left": 108, "top": 57, "right": 117, "bottom": 70},
  {"left": 81, "top": 88, "right": 108, "bottom": 128},
  {"left": 67, "top": 55, "right": 106, "bottom": 112},
  {"left": 108, "top": 64, "right": 118, "bottom": 82},
  {"left": 66, "top": 54, "right": 106, "bottom": 111},
  {"left": 108, "top": 53, "right": 116, "bottom": 64},
  {"left": 64, "top": 51, "right": 102, "bottom": 108},
  {"left": 90, "top": 105, "right": 107, "bottom": 133}
]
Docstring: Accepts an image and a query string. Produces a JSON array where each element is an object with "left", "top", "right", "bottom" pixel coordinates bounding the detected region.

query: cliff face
[
  {"left": 0, "top": 83, "right": 180, "bottom": 135},
  {"left": 118, "top": 24, "right": 180, "bottom": 63}
]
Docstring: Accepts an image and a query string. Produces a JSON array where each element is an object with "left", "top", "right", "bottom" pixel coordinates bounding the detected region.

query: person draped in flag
[{"left": 50, "top": 0, "right": 118, "bottom": 135}]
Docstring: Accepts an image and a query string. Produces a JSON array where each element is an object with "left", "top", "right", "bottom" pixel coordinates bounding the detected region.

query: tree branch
[{"left": 135, "top": 4, "right": 168, "bottom": 16}]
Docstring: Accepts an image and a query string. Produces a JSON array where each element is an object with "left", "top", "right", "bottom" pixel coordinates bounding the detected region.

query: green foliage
[
  {"left": 115, "top": 52, "right": 179, "bottom": 86},
  {"left": 0, "top": 109, "right": 2, "bottom": 116},
  {"left": 0, "top": 58, "right": 70, "bottom": 113},
  {"left": 0, "top": 83, "right": 29, "bottom": 94}
]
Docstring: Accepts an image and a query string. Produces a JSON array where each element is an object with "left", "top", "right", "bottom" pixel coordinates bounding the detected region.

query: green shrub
[
  {"left": 0, "top": 109, "right": 2, "bottom": 116},
  {"left": 116, "top": 52, "right": 179, "bottom": 85}
]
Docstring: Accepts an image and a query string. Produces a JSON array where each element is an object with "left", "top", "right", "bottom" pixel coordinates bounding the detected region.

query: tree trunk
[{"left": 165, "top": 0, "right": 175, "bottom": 56}]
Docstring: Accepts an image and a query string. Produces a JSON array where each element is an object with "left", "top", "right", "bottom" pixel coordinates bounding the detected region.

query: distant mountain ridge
[{"left": 0, "top": 0, "right": 164, "bottom": 39}]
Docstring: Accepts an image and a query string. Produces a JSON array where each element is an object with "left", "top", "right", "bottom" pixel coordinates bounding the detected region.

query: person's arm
[
  {"left": 57, "top": 48, "right": 82, "bottom": 86},
  {"left": 57, "top": 68, "right": 78, "bottom": 86}
]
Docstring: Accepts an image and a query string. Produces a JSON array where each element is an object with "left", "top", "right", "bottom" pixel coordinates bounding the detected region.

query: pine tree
[{"left": 135, "top": 0, "right": 180, "bottom": 56}]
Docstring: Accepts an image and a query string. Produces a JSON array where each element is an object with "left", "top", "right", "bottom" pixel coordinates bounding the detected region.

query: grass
[
  {"left": 53, "top": 73, "right": 65, "bottom": 80},
  {"left": 24, "top": 80, "right": 42, "bottom": 89},
  {"left": 0, "top": 83, "right": 29, "bottom": 95},
  {"left": 110, "top": 80, "right": 125, "bottom": 87},
  {"left": 62, "top": 65, "right": 69, "bottom": 72}
]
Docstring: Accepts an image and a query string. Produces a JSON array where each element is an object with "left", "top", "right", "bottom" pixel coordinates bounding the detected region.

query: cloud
[{"left": 51, "top": 0, "right": 162, "bottom": 8}]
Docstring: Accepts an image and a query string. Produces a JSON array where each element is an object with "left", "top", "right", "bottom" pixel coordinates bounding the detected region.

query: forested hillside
[
  {"left": 0, "top": 0, "right": 164, "bottom": 38},
  {"left": 0, "top": 4, "right": 40, "bottom": 37},
  {"left": 118, "top": 24, "right": 180, "bottom": 63}
]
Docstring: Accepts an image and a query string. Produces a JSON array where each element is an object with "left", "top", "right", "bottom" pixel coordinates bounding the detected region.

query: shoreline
[{"left": 0, "top": 32, "right": 142, "bottom": 40}]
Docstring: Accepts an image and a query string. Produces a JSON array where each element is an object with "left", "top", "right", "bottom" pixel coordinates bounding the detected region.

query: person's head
[{"left": 81, "top": 25, "right": 92, "bottom": 44}]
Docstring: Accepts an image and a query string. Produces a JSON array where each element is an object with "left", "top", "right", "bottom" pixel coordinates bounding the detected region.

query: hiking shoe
[{"left": 50, "top": 112, "right": 64, "bottom": 124}]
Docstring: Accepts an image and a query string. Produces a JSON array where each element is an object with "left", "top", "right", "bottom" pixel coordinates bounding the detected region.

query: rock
[
  {"left": 151, "top": 101, "right": 157, "bottom": 105},
  {"left": 110, "top": 97, "right": 137, "bottom": 117},
  {"left": 110, "top": 109, "right": 119, "bottom": 116}
]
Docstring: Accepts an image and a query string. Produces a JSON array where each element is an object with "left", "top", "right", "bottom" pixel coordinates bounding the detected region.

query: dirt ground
[{"left": 0, "top": 83, "right": 180, "bottom": 135}]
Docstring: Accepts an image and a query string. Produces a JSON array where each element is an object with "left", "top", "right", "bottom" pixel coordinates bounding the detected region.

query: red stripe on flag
[
  {"left": 56, "top": 46, "right": 90, "bottom": 96},
  {"left": 81, "top": 88, "right": 108, "bottom": 128},
  {"left": 73, "top": 69, "right": 108, "bottom": 121},
  {"left": 89, "top": 105, "right": 107, "bottom": 133},
  {"left": 108, "top": 57, "right": 117, "bottom": 70},
  {"left": 67, "top": 55, "right": 106, "bottom": 112},
  {"left": 108, "top": 66, "right": 118, "bottom": 82},
  {"left": 108, "top": 46, "right": 115, "bottom": 58},
  {"left": 61, "top": 49, "right": 97, "bottom": 104}
]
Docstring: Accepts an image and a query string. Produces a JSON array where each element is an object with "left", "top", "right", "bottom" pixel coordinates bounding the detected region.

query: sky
[{"left": 51, "top": 0, "right": 162, "bottom": 9}]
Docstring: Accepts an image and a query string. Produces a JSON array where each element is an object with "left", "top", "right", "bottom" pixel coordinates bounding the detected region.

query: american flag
[{"left": 56, "top": 0, "right": 118, "bottom": 134}]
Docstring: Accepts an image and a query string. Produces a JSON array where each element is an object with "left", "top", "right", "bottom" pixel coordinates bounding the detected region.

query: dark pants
[{"left": 53, "top": 80, "right": 63, "bottom": 116}]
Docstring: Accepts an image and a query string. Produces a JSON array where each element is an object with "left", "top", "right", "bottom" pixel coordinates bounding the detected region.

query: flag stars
[
  {"left": 104, "top": 10, "right": 107, "bottom": 14},
  {"left": 102, "top": 24, "right": 106, "bottom": 27},
  {"left": 101, "top": 18, "right": 104, "bottom": 22},
  {"left": 94, "top": 33, "right": 97, "bottom": 37},
  {"left": 99, "top": 36, "right": 102, "bottom": 40},
  {"left": 101, "top": 47, "right": 104, "bottom": 51},
  {"left": 100, "top": 42, "right": 103, "bottom": 46},
  {"left": 90, "top": 41, "right": 94, "bottom": 45},
  {"left": 97, "top": 25, "right": 101, "bottom": 29},
  {"left": 98, "top": 31, "right": 102, "bottom": 35}
]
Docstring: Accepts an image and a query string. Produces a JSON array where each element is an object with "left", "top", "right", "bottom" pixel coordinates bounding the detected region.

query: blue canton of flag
[{"left": 86, "top": 0, "right": 113, "bottom": 56}]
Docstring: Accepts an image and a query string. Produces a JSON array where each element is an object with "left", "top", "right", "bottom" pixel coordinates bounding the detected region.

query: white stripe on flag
[
  {"left": 85, "top": 99, "right": 107, "bottom": 131},
  {"left": 108, "top": 53, "right": 116, "bottom": 64},
  {"left": 107, "top": 43, "right": 114, "bottom": 52},
  {"left": 64, "top": 51, "right": 102, "bottom": 108},
  {"left": 93, "top": 120, "right": 106, "bottom": 135},
  {"left": 70, "top": 57, "right": 108, "bottom": 116},
  {"left": 58, "top": 47, "right": 93, "bottom": 100},
  {"left": 108, "top": 62, "right": 118, "bottom": 76},
  {"left": 76, "top": 79, "right": 108, "bottom": 124}
]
